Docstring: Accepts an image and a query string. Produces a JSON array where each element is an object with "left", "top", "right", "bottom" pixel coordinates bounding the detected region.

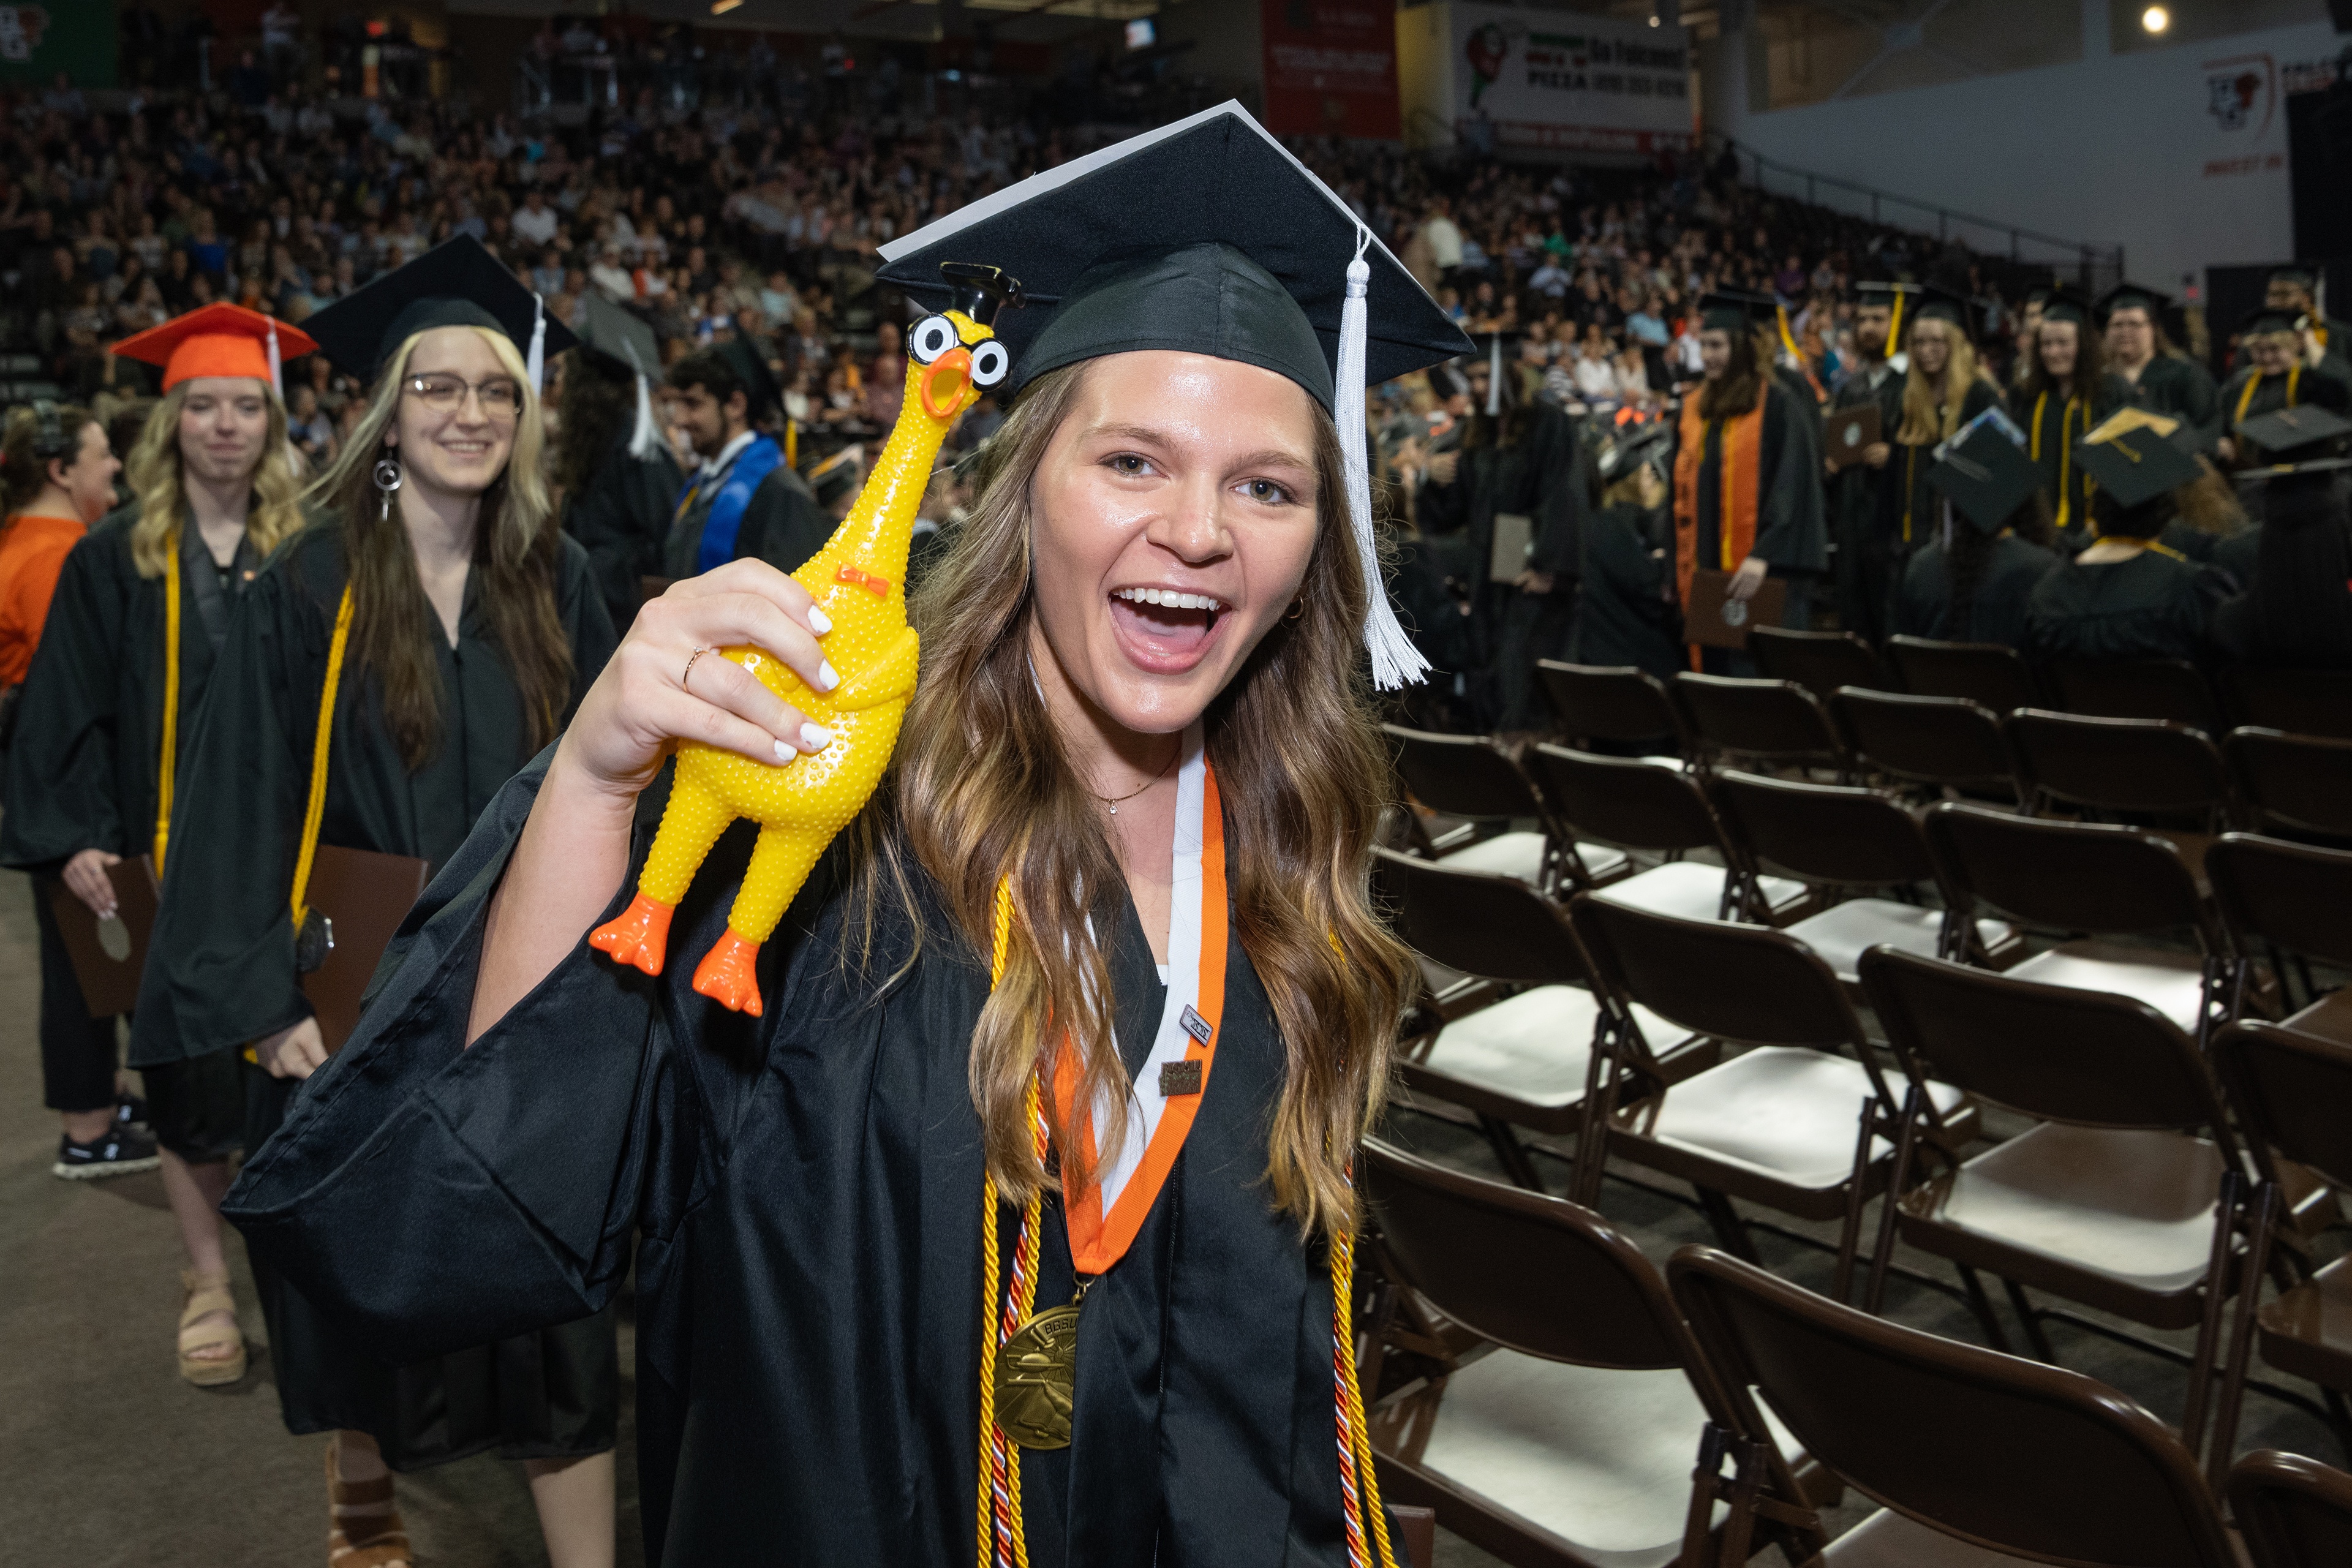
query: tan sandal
[
  {"left": 327, "top": 1438, "right": 415, "bottom": 1568},
  {"left": 176, "top": 1267, "right": 247, "bottom": 1387}
]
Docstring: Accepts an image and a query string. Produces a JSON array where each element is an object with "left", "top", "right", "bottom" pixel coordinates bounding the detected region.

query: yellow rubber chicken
[{"left": 590, "top": 266, "right": 1019, "bottom": 1013}]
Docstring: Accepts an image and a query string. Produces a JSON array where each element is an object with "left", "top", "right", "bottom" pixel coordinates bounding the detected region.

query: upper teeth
[{"left": 1115, "top": 587, "right": 1225, "bottom": 612}]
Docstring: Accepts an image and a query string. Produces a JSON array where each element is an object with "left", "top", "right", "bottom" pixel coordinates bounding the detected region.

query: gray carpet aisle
[{"left": 2, "top": 858, "right": 2339, "bottom": 1565}]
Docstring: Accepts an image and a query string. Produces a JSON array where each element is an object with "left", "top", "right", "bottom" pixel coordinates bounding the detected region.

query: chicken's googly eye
[
  {"left": 969, "top": 339, "right": 1010, "bottom": 387},
  {"left": 908, "top": 315, "right": 960, "bottom": 364}
]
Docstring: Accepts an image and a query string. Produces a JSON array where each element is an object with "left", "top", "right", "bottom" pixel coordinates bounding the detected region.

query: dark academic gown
[
  {"left": 1891, "top": 531, "right": 2060, "bottom": 650},
  {"left": 2124, "top": 355, "right": 2222, "bottom": 452},
  {"left": 662, "top": 461, "right": 831, "bottom": 582},
  {"left": 1687, "top": 382, "right": 1828, "bottom": 672},
  {"left": 1, "top": 508, "right": 262, "bottom": 1071},
  {"left": 2220, "top": 363, "right": 2352, "bottom": 458},
  {"left": 1890, "top": 380, "right": 2005, "bottom": 583},
  {"left": 565, "top": 443, "right": 684, "bottom": 631},
  {"left": 2024, "top": 547, "right": 2228, "bottom": 666},
  {"left": 2214, "top": 493, "right": 2352, "bottom": 668},
  {"left": 2022, "top": 373, "right": 2134, "bottom": 548},
  {"left": 224, "top": 766, "right": 1370, "bottom": 1566},
  {"left": 1417, "top": 404, "right": 1587, "bottom": 729},
  {"left": 1570, "top": 501, "right": 1683, "bottom": 680},
  {"left": 1826, "top": 361, "right": 1908, "bottom": 644},
  {"left": 134, "top": 521, "right": 622, "bottom": 1469}
]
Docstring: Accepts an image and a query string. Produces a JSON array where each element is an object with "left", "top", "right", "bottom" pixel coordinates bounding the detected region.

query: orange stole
[{"left": 1673, "top": 396, "right": 1765, "bottom": 660}]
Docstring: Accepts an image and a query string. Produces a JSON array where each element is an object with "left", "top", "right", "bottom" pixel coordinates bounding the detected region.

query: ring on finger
[{"left": 682, "top": 645, "right": 712, "bottom": 689}]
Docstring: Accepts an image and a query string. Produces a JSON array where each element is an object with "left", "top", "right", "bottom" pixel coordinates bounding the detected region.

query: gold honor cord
[
  {"left": 2236, "top": 363, "right": 2301, "bottom": 426},
  {"left": 154, "top": 535, "right": 183, "bottom": 871},
  {"left": 289, "top": 585, "right": 355, "bottom": 932},
  {"left": 970, "top": 881, "right": 1396, "bottom": 1568},
  {"left": 1887, "top": 291, "right": 1905, "bottom": 350}
]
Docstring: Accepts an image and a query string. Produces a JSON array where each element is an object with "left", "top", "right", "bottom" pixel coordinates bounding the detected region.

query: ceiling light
[{"left": 2141, "top": 5, "right": 2169, "bottom": 32}]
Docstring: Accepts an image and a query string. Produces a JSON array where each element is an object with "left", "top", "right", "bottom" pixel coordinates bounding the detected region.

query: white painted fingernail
[
  {"left": 800, "top": 722, "right": 834, "bottom": 752},
  {"left": 774, "top": 738, "right": 794, "bottom": 761},
  {"left": 818, "top": 660, "right": 840, "bottom": 691},
  {"left": 807, "top": 606, "right": 832, "bottom": 635}
]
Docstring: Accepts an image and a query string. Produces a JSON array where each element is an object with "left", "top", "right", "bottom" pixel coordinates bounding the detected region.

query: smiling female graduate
[
  {"left": 222, "top": 105, "right": 1470, "bottom": 1567},
  {"left": 137, "top": 238, "right": 622, "bottom": 1568}
]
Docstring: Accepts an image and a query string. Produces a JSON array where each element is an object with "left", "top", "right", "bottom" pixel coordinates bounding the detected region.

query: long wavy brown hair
[
  {"left": 863, "top": 359, "right": 1415, "bottom": 1243},
  {"left": 306, "top": 328, "right": 572, "bottom": 770},
  {"left": 125, "top": 383, "right": 307, "bottom": 577}
]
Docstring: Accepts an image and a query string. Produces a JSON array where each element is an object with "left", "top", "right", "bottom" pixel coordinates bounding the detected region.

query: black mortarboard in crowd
[
  {"left": 579, "top": 293, "right": 667, "bottom": 459},
  {"left": 1856, "top": 281, "right": 1972, "bottom": 344},
  {"left": 303, "top": 235, "right": 575, "bottom": 388},
  {"left": 2268, "top": 263, "right": 2320, "bottom": 293},
  {"left": 1698, "top": 290, "right": 1778, "bottom": 334},
  {"left": 2236, "top": 403, "right": 2352, "bottom": 461},
  {"left": 1597, "top": 419, "right": 1675, "bottom": 481},
  {"left": 2075, "top": 423, "right": 2204, "bottom": 510},
  {"left": 2239, "top": 305, "right": 2306, "bottom": 339},
  {"left": 875, "top": 102, "right": 1469, "bottom": 411},
  {"left": 2038, "top": 288, "right": 2092, "bottom": 328},
  {"left": 873, "top": 100, "right": 1470, "bottom": 690},
  {"left": 2093, "top": 282, "right": 2175, "bottom": 326},
  {"left": 1927, "top": 413, "right": 2040, "bottom": 532},
  {"left": 714, "top": 336, "right": 781, "bottom": 422},
  {"left": 579, "top": 292, "right": 662, "bottom": 378}
]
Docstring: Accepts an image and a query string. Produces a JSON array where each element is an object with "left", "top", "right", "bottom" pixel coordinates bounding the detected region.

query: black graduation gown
[
  {"left": 2024, "top": 547, "right": 2227, "bottom": 666},
  {"left": 2023, "top": 373, "right": 2133, "bottom": 548},
  {"left": 134, "top": 521, "right": 622, "bottom": 1470},
  {"left": 564, "top": 443, "right": 684, "bottom": 631},
  {"left": 1891, "top": 531, "right": 2059, "bottom": 650},
  {"left": 660, "top": 464, "right": 831, "bottom": 583},
  {"left": 2220, "top": 363, "right": 2352, "bottom": 451},
  {"left": 2214, "top": 494, "right": 2352, "bottom": 668},
  {"left": 224, "top": 763, "right": 1366, "bottom": 1566},
  {"left": 1417, "top": 404, "right": 1586, "bottom": 729},
  {"left": 1690, "top": 382, "right": 1829, "bottom": 590},
  {"left": 2123, "top": 355, "right": 2221, "bottom": 452},
  {"left": 1570, "top": 501, "right": 1683, "bottom": 679},
  {"left": 1826, "top": 361, "right": 1907, "bottom": 643},
  {"left": 2, "top": 508, "right": 263, "bottom": 1071},
  {"left": 1890, "top": 380, "right": 2005, "bottom": 567}
]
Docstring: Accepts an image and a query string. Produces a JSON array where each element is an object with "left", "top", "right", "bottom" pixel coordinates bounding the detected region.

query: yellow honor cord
[
  {"left": 971, "top": 881, "right": 1396, "bottom": 1568},
  {"left": 154, "top": 535, "right": 182, "bottom": 872},
  {"left": 288, "top": 585, "right": 355, "bottom": 930},
  {"left": 1887, "top": 291, "right": 1904, "bottom": 347}
]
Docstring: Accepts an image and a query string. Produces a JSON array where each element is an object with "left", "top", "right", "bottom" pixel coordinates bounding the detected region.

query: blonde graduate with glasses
[{"left": 134, "top": 240, "right": 622, "bottom": 1568}]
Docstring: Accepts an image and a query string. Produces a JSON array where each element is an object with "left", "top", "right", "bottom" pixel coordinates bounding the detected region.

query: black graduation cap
[
  {"left": 714, "top": 336, "right": 780, "bottom": 422},
  {"left": 303, "top": 235, "right": 575, "bottom": 385},
  {"left": 2268, "top": 263, "right": 2320, "bottom": 292},
  {"left": 2239, "top": 305, "right": 2306, "bottom": 339},
  {"left": 2038, "top": 288, "right": 2092, "bottom": 328},
  {"left": 578, "top": 292, "right": 662, "bottom": 379},
  {"left": 1927, "top": 416, "right": 2040, "bottom": 533},
  {"left": 2236, "top": 402, "right": 2352, "bottom": 461},
  {"left": 2076, "top": 424, "right": 2204, "bottom": 509},
  {"left": 2094, "top": 282, "right": 2175, "bottom": 326},
  {"left": 872, "top": 102, "right": 1469, "bottom": 411},
  {"left": 1857, "top": 281, "right": 1972, "bottom": 342},
  {"left": 1699, "top": 290, "right": 1778, "bottom": 333},
  {"left": 1597, "top": 419, "right": 1674, "bottom": 481}
]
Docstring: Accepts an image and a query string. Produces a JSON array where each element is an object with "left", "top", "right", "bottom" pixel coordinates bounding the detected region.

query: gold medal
[{"left": 993, "top": 1286, "right": 1087, "bottom": 1449}]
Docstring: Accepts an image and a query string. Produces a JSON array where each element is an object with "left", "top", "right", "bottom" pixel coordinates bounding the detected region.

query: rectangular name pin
[
  {"left": 1179, "top": 1005, "right": 1213, "bottom": 1046},
  {"left": 1159, "top": 1060, "right": 1204, "bottom": 1097}
]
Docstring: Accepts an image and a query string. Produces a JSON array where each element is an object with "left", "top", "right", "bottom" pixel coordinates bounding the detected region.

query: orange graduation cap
[{"left": 111, "top": 303, "right": 317, "bottom": 397}]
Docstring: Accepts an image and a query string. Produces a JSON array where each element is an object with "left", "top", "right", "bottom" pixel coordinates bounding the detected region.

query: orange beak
[{"left": 919, "top": 346, "right": 973, "bottom": 421}]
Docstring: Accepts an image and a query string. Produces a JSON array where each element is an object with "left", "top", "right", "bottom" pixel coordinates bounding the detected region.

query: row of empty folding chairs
[
  {"left": 1363, "top": 1134, "right": 2352, "bottom": 1568},
  {"left": 1527, "top": 657, "right": 2352, "bottom": 842},
  {"left": 1746, "top": 627, "right": 2352, "bottom": 742}
]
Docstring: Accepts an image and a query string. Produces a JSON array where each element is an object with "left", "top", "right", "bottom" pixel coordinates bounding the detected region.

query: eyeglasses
[{"left": 404, "top": 373, "right": 522, "bottom": 420}]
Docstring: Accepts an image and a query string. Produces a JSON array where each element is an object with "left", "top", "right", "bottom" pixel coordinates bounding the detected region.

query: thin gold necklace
[{"left": 1092, "top": 742, "right": 1178, "bottom": 816}]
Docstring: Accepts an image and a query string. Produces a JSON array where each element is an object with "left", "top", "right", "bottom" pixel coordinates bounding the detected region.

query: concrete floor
[{"left": 2, "top": 861, "right": 2340, "bottom": 1567}]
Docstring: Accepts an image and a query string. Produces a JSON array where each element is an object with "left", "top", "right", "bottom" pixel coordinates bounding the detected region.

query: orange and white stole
[{"left": 971, "top": 725, "right": 1395, "bottom": 1568}]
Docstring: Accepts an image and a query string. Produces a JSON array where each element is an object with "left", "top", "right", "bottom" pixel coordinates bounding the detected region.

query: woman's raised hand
[{"left": 554, "top": 559, "right": 839, "bottom": 806}]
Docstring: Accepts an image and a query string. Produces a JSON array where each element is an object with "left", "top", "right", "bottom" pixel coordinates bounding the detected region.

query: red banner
[{"left": 1260, "top": 0, "right": 1401, "bottom": 140}]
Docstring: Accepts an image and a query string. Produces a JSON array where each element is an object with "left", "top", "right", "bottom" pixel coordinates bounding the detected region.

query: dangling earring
[{"left": 372, "top": 453, "right": 402, "bottom": 522}]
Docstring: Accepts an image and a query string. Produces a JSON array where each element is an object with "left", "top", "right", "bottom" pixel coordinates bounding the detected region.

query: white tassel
[
  {"left": 628, "top": 372, "right": 658, "bottom": 459},
  {"left": 527, "top": 293, "right": 548, "bottom": 394},
  {"left": 1336, "top": 229, "right": 1428, "bottom": 692},
  {"left": 1486, "top": 330, "right": 1502, "bottom": 418},
  {"left": 266, "top": 320, "right": 282, "bottom": 399}
]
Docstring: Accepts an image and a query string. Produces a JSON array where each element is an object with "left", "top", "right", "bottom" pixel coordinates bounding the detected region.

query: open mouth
[{"left": 1109, "top": 587, "right": 1227, "bottom": 674}]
